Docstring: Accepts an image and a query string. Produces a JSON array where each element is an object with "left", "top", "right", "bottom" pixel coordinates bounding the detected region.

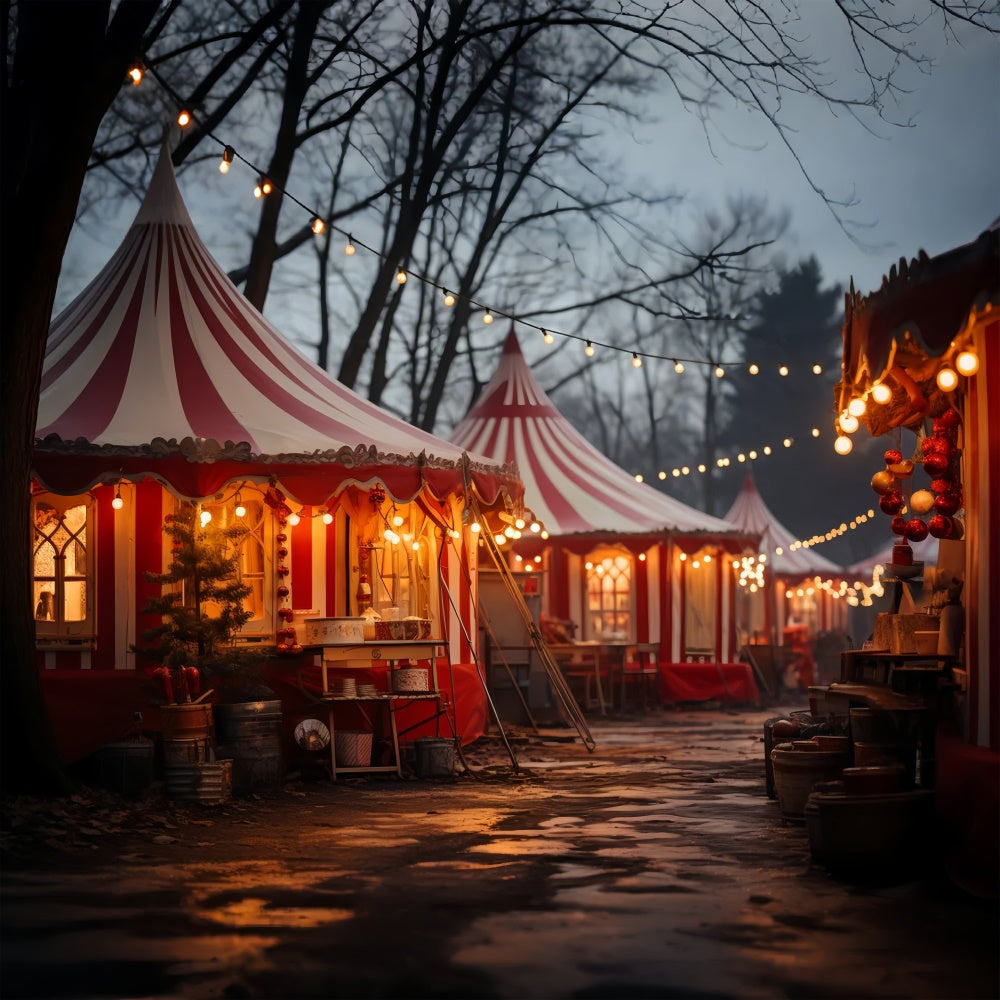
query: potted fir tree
[{"left": 135, "top": 502, "right": 276, "bottom": 796}]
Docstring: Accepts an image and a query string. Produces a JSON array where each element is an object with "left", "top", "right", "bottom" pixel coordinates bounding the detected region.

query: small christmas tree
[{"left": 135, "top": 502, "right": 265, "bottom": 704}]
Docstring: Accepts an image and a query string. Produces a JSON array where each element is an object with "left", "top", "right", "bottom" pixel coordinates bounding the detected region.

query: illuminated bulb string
[{"left": 135, "top": 62, "right": 839, "bottom": 377}]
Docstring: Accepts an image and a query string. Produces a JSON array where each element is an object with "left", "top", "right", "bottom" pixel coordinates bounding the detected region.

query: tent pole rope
[{"left": 470, "top": 499, "right": 596, "bottom": 752}]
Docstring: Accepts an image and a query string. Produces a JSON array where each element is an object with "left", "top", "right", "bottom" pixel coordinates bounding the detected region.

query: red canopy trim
[{"left": 512, "top": 529, "right": 754, "bottom": 559}]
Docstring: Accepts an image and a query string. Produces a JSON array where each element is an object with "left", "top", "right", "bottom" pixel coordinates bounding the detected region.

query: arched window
[
  {"left": 584, "top": 547, "right": 634, "bottom": 641},
  {"left": 32, "top": 493, "right": 94, "bottom": 640}
]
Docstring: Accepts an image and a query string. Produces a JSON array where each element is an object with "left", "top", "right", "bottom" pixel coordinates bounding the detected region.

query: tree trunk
[{"left": 1, "top": 0, "right": 161, "bottom": 795}]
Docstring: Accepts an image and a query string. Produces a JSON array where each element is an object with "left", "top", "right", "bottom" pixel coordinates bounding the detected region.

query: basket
[
  {"left": 373, "top": 618, "right": 432, "bottom": 641},
  {"left": 392, "top": 667, "right": 430, "bottom": 693},
  {"left": 334, "top": 730, "right": 373, "bottom": 767},
  {"left": 771, "top": 746, "right": 849, "bottom": 821}
]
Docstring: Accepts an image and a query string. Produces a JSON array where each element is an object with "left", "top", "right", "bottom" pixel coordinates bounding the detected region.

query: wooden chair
[
  {"left": 549, "top": 643, "right": 607, "bottom": 714},
  {"left": 620, "top": 642, "right": 660, "bottom": 711}
]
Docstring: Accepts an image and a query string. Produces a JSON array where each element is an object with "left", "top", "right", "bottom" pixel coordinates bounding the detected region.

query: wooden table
[{"left": 547, "top": 642, "right": 634, "bottom": 714}]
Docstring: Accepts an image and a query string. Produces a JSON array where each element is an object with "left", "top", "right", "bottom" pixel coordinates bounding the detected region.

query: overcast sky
[{"left": 630, "top": 10, "right": 999, "bottom": 297}]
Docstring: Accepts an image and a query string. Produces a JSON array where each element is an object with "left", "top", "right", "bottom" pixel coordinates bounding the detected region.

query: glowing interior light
[
  {"left": 834, "top": 435, "right": 854, "bottom": 455},
  {"left": 470, "top": 521, "right": 481, "bottom": 533},
  {"left": 956, "top": 350, "right": 979, "bottom": 376},
  {"left": 697, "top": 463, "right": 706, "bottom": 472},
  {"left": 530, "top": 521, "right": 541, "bottom": 533},
  {"left": 936, "top": 367, "right": 959, "bottom": 392},
  {"left": 235, "top": 502, "right": 247, "bottom": 518},
  {"left": 200, "top": 510, "right": 212, "bottom": 526},
  {"left": 682, "top": 465, "right": 690, "bottom": 474}
]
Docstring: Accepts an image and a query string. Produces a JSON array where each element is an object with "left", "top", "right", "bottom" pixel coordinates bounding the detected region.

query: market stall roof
[
  {"left": 33, "top": 146, "right": 517, "bottom": 507},
  {"left": 449, "top": 329, "right": 748, "bottom": 545},
  {"left": 724, "top": 472, "right": 843, "bottom": 578},
  {"left": 837, "top": 221, "right": 999, "bottom": 433}
]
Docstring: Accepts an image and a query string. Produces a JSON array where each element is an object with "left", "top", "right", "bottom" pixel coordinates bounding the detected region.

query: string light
[
  {"left": 288, "top": 512, "right": 301, "bottom": 526},
  {"left": 128, "top": 65, "right": 846, "bottom": 381},
  {"left": 234, "top": 493, "right": 246, "bottom": 518},
  {"left": 396, "top": 267, "right": 407, "bottom": 285},
  {"left": 748, "top": 363, "right": 760, "bottom": 375},
  {"left": 322, "top": 511, "right": 333, "bottom": 524},
  {"left": 127, "top": 63, "right": 144, "bottom": 86},
  {"left": 219, "top": 145, "right": 235, "bottom": 173},
  {"left": 584, "top": 341, "right": 595, "bottom": 357},
  {"left": 955, "top": 349, "right": 979, "bottom": 376},
  {"left": 778, "top": 365, "right": 789, "bottom": 377},
  {"left": 812, "top": 364, "right": 823, "bottom": 375},
  {"left": 200, "top": 509, "right": 212, "bottom": 526},
  {"left": 311, "top": 217, "right": 325, "bottom": 235},
  {"left": 632, "top": 353, "right": 642, "bottom": 368},
  {"left": 834, "top": 434, "right": 853, "bottom": 455},
  {"left": 111, "top": 483, "right": 124, "bottom": 510},
  {"left": 936, "top": 366, "right": 958, "bottom": 392},
  {"left": 847, "top": 397, "right": 866, "bottom": 417},
  {"left": 871, "top": 381, "right": 892, "bottom": 404}
]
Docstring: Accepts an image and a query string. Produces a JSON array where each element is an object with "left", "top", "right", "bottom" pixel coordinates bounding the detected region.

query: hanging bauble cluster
[
  {"left": 920, "top": 408, "right": 964, "bottom": 540},
  {"left": 871, "top": 448, "right": 923, "bottom": 565}
]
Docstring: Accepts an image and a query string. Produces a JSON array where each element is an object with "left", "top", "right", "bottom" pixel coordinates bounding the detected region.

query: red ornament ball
[
  {"left": 883, "top": 448, "right": 903, "bottom": 465},
  {"left": 879, "top": 490, "right": 904, "bottom": 516},
  {"left": 922, "top": 453, "right": 950, "bottom": 477},
  {"left": 930, "top": 478, "right": 953, "bottom": 496},
  {"left": 934, "top": 492, "right": 961, "bottom": 516},
  {"left": 890, "top": 515, "right": 908, "bottom": 536},
  {"left": 905, "top": 518, "right": 929, "bottom": 542},
  {"left": 928, "top": 514, "right": 955, "bottom": 539},
  {"left": 934, "top": 409, "right": 960, "bottom": 430}
]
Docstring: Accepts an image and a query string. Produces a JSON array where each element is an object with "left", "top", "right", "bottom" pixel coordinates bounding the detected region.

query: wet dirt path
[{"left": 2, "top": 708, "right": 997, "bottom": 998}]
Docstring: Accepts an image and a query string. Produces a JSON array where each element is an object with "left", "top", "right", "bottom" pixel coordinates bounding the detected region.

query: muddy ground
[{"left": 2, "top": 705, "right": 997, "bottom": 999}]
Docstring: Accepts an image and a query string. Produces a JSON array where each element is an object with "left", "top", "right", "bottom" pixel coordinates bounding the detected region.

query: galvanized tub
[{"left": 215, "top": 700, "right": 284, "bottom": 794}]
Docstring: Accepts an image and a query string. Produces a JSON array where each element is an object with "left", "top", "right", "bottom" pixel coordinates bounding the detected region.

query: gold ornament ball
[{"left": 871, "top": 470, "right": 895, "bottom": 496}]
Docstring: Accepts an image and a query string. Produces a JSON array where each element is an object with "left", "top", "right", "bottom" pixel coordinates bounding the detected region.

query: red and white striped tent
[
  {"left": 30, "top": 146, "right": 520, "bottom": 744},
  {"left": 724, "top": 472, "right": 847, "bottom": 641},
  {"left": 450, "top": 330, "right": 756, "bottom": 663},
  {"left": 836, "top": 222, "right": 998, "bottom": 895}
]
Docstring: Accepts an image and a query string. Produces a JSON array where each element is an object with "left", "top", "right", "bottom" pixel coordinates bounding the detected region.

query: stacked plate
[
  {"left": 357, "top": 683, "right": 378, "bottom": 698},
  {"left": 333, "top": 677, "right": 357, "bottom": 698}
]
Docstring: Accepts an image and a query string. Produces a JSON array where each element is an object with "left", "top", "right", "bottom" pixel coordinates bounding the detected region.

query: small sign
[{"left": 522, "top": 576, "right": 539, "bottom": 595}]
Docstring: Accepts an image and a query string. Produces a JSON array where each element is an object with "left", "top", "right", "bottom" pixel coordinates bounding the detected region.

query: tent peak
[{"left": 133, "top": 142, "right": 195, "bottom": 230}]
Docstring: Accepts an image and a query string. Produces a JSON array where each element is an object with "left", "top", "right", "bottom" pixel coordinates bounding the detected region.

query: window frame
[{"left": 583, "top": 545, "right": 635, "bottom": 642}]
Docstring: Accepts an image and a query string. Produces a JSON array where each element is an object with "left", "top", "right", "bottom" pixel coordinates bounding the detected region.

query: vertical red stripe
[
  {"left": 289, "top": 513, "right": 313, "bottom": 614},
  {"left": 96, "top": 485, "right": 116, "bottom": 669},
  {"left": 714, "top": 555, "right": 725, "bottom": 660},
  {"left": 658, "top": 543, "right": 670, "bottom": 657},
  {"left": 324, "top": 516, "right": 339, "bottom": 616},
  {"left": 678, "top": 558, "right": 687, "bottom": 658},
  {"left": 135, "top": 482, "right": 165, "bottom": 655},
  {"left": 635, "top": 554, "right": 650, "bottom": 642},
  {"left": 982, "top": 321, "right": 999, "bottom": 750}
]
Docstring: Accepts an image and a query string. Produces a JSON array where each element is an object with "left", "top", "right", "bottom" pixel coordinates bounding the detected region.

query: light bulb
[
  {"left": 112, "top": 490, "right": 124, "bottom": 511},
  {"left": 235, "top": 503, "right": 246, "bottom": 518},
  {"left": 288, "top": 512, "right": 300, "bottom": 526},
  {"left": 529, "top": 521, "right": 541, "bottom": 533},
  {"left": 470, "top": 521, "right": 481, "bottom": 533},
  {"left": 748, "top": 363, "right": 759, "bottom": 375},
  {"left": 219, "top": 159, "right": 230, "bottom": 174},
  {"left": 936, "top": 366, "right": 959, "bottom": 392},
  {"left": 177, "top": 109, "right": 192, "bottom": 127},
  {"left": 253, "top": 183, "right": 263, "bottom": 199},
  {"left": 779, "top": 365, "right": 789, "bottom": 377},
  {"left": 322, "top": 511, "right": 333, "bottom": 525},
  {"left": 658, "top": 470, "right": 667, "bottom": 480},
  {"left": 956, "top": 350, "right": 979, "bottom": 376},
  {"left": 483, "top": 311, "right": 494, "bottom": 324},
  {"left": 200, "top": 510, "right": 212, "bottom": 526},
  {"left": 871, "top": 382, "right": 892, "bottom": 404},
  {"left": 762, "top": 446, "right": 771, "bottom": 456},
  {"left": 682, "top": 465, "right": 690, "bottom": 474},
  {"left": 834, "top": 435, "right": 854, "bottom": 455},
  {"left": 811, "top": 428, "right": 820, "bottom": 438},
  {"left": 392, "top": 514, "right": 404, "bottom": 527},
  {"left": 311, "top": 217, "right": 325, "bottom": 235},
  {"left": 847, "top": 396, "right": 867, "bottom": 417},
  {"left": 812, "top": 364, "right": 823, "bottom": 375},
  {"left": 632, "top": 353, "right": 642, "bottom": 368},
  {"left": 494, "top": 534, "right": 506, "bottom": 546},
  {"left": 584, "top": 341, "right": 594, "bottom": 357},
  {"left": 542, "top": 329, "right": 553, "bottom": 344},
  {"left": 219, "top": 146, "right": 234, "bottom": 173},
  {"left": 345, "top": 237, "right": 356, "bottom": 256},
  {"left": 674, "top": 360, "right": 685, "bottom": 374},
  {"left": 443, "top": 290, "right": 455, "bottom": 307},
  {"left": 261, "top": 178, "right": 273, "bottom": 195},
  {"left": 714, "top": 365, "right": 724, "bottom": 378},
  {"left": 128, "top": 64, "right": 144, "bottom": 85},
  {"left": 838, "top": 412, "right": 859, "bottom": 434},
  {"left": 396, "top": 268, "right": 407, "bottom": 285},
  {"left": 782, "top": 438, "right": 792, "bottom": 448},
  {"left": 634, "top": 473, "right": 644, "bottom": 482}
]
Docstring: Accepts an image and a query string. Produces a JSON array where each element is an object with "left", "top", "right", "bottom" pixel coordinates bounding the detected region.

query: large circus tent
[
  {"left": 450, "top": 329, "right": 757, "bottom": 665},
  {"left": 30, "top": 145, "right": 520, "bottom": 762}
]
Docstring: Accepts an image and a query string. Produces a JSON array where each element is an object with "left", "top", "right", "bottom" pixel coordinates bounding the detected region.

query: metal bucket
[
  {"left": 160, "top": 703, "right": 214, "bottom": 740},
  {"left": 162, "top": 736, "right": 209, "bottom": 767},
  {"left": 164, "top": 760, "right": 232, "bottom": 804},
  {"left": 214, "top": 701, "right": 283, "bottom": 793},
  {"left": 414, "top": 737, "right": 455, "bottom": 777}
]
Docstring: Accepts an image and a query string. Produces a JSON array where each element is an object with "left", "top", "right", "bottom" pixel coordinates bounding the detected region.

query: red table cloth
[{"left": 659, "top": 662, "right": 760, "bottom": 704}]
